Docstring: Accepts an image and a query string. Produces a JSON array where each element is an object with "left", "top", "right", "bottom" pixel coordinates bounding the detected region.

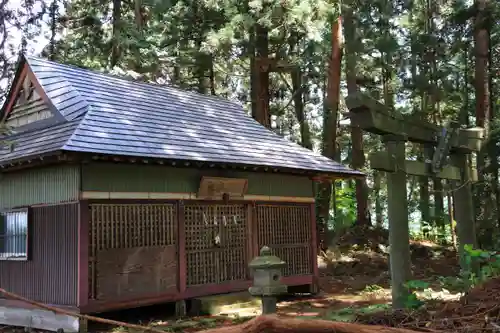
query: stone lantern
[{"left": 248, "top": 246, "right": 288, "bottom": 314}]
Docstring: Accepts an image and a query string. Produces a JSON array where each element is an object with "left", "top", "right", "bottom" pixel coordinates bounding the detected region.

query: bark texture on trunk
[
  {"left": 110, "top": 0, "right": 122, "bottom": 68},
  {"left": 317, "top": 17, "right": 343, "bottom": 250},
  {"left": 344, "top": 9, "right": 370, "bottom": 226},
  {"left": 253, "top": 24, "right": 271, "bottom": 128},
  {"left": 473, "top": 0, "right": 493, "bottom": 248}
]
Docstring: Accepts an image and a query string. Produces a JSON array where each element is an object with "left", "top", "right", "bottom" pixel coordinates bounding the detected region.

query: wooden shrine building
[{"left": 0, "top": 56, "right": 362, "bottom": 331}]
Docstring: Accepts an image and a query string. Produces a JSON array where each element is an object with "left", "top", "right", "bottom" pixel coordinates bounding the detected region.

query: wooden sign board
[{"left": 197, "top": 177, "right": 248, "bottom": 199}]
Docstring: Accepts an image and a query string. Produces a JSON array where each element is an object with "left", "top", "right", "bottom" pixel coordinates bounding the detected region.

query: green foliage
[
  {"left": 436, "top": 245, "right": 500, "bottom": 295},
  {"left": 437, "top": 274, "right": 470, "bottom": 294},
  {"left": 362, "top": 284, "right": 384, "bottom": 293},
  {"left": 330, "top": 184, "right": 356, "bottom": 233},
  {"left": 462, "top": 245, "right": 500, "bottom": 287},
  {"left": 402, "top": 293, "right": 424, "bottom": 309},
  {"left": 400, "top": 246, "right": 500, "bottom": 310},
  {"left": 410, "top": 220, "right": 453, "bottom": 245},
  {"left": 401, "top": 280, "right": 430, "bottom": 309}
]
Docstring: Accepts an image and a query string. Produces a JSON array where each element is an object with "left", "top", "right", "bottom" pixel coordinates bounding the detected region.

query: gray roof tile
[
  {"left": 0, "top": 56, "right": 363, "bottom": 176},
  {"left": 0, "top": 121, "right": 80, "bottom": 163}
]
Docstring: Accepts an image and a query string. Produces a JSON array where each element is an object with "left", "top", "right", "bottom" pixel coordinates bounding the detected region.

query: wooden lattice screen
[
  {"left": 88, "top": 204, "right": 177, "bottom": 300},
  {"left": 184, "top": 204, "right": 247, "bottom": 286},
  {"left": 256, "top": 204, "right": 312, "bottom": 276}
]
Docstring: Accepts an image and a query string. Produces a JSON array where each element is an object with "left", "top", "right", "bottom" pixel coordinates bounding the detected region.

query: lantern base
[{"left": 262, "top": 296, "right": 277, "bottom": 314}]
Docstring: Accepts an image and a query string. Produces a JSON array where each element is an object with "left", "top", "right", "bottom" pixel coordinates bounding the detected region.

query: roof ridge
[
  {"left": 59, "top": 93, "right": 98, "bottom": 151},
  {"left": 26, "top": 56, "right": 245, "bottom": 109}
]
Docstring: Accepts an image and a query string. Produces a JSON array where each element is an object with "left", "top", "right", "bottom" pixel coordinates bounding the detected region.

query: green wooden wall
[
  {"left": 82, "top": 163, "right": 314, "bottom": 197},
  {"left": 0, "top": 165, "right": 80, "bottom": 210}
]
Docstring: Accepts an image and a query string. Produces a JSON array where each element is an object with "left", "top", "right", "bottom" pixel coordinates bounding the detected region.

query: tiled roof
[{"left": 0, "top": 56, "right": 363, "bottom": 177}]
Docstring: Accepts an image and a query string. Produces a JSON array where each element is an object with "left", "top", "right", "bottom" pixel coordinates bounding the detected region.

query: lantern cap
[{"left": 249, "top": 246, "right": 286, "bottom": 269}]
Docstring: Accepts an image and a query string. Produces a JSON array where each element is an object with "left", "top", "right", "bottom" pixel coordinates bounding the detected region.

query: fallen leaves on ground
[
  {"left": 197, "top": 315, "right": 427, "bottom": 333},
  {"left": 356, "top": 276, "right": 500, "bottom": 332}
]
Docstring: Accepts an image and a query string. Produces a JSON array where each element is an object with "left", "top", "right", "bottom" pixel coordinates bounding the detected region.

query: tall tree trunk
[
  {"left": 433, "top": 180, "right": 444, "bottom": 229},
  {"left": 344, "top": 8, "right": 370, "bottom": 226},
  {"left": 419, "top": 147, "right": 431, "bottom": 225},
  {"left": 172, "top": 42, "right": 182, "bottom": 86},
  {"left": 317, "top": 17, "right": 342, "bottom": 250},
  {"left": 192, "top": 3, "right": 209, "bottom": 94},
  {"left": 291, "top": 70, "right": 312, "bottom": 148},
  {"left": 428, "top": 8, "right": 445, "bottom": 231},
  {"left": 447, "top": 192, "right": 457, "bottom": 249},
  {"left": 473, "top": 0, "right": 493, "bottom": 248},
  {"left": 253, "top": 24, "right": 271, "bottom": 127},
  {"left": 409, "top": 4, "right": 430, "bottom": 227},
  {"left": 110, "top": 0, "right": 122, "bottom": 68},
  {"left": 489, "top": 22, "right": 500, "bottom": 232},
  {"left": 374, "top": 170, "right": 383, "bottom": 227},
  {"left": 432, "top": 102, "right": 444, "bottom": 232},
  {"left": 418, "top": 0, "right": 433, "bottom": 228},
  {"left": 48, "top": 0, "right": 58, "bottom": 60},
  {"left": 289, "top": 32, "right": 312, "bottom": 149},
  {"left": 133, "top": 0, "right": 143, "bottom": 72},
  {"left": 194, "top": 41, "right": 211, "bottom": 94},
  {"left": 249, "top": 25, "right": 258, "bottom": 120},
  {"left": 209, "top": 59, "right": 216, "bottom": 95}
]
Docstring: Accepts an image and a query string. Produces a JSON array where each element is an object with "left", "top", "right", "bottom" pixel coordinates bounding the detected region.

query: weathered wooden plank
[
  {"left": 369, "top": 151, "right": 477, "bottom": 181},
  {"left": 6, "top": 96, "right": 53, "bottom": 128},
  {"left": 0, "top": 306, "right": 79, "bottom": 333},
  {"left": 345, "top": 91, "right": 400, "bottom": 118},
  {"left": 368, "top": 151, "right": 394, "bottom": 172},
  {"left": 346, "top": 92, "right": 484, "bottom": 152},
  {"left": 455, "top": 127, "right": 484, "bottom": 152},
  {"left": 405, "top": 161, "right": 460, "bottom": 181},
  {"left": 96, "top": 246, "right": 177, "bottom": 300}
]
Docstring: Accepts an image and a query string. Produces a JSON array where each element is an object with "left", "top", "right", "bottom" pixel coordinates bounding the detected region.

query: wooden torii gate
[{"left": 345, "top": 92, "right": 484, "bottom": 309}]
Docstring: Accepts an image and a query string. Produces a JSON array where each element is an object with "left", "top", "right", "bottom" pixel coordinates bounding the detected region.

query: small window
[{"left": 0, "top": 209, "right": 31, "bottom": 261}]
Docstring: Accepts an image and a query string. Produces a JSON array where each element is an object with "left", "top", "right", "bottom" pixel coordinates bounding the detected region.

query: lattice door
[
  {"left": 184, "top": 204, "right": 247, "bottom": 286},
  {"left": 256, "top": 204, "right": 312, "bottom": 276},
  {"left": 88, "top": 204, "right": 177, "bottom": 300}
]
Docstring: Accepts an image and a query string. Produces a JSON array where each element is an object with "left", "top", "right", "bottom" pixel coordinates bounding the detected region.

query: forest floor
[{"left": 2, "top": 226, "right": 499, "bottom": 332}]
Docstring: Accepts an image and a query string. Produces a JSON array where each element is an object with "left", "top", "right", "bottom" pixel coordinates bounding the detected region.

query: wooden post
[
  {"left": 77, "top": 201, "right": 90, "bottom": 308},
  {"left": 246, "top": 203, "right": 255, "bottom": 279},
  {"left": 383, "top": 135, "right": 412, "bottom": 309},
  {"left": 176, "top": 200, "right": 187, "bottom": 317},
  {"left": 178, "top": 200, "right": 186, "bottom": 293},
  {"left": 451, "top": 153, "right": 477, "bottom": 269},
  {"left": 310, "top": 202, "right": 319, "bottom": 293}
]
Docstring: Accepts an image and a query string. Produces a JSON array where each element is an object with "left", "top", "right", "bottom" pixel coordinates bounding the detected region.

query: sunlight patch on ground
[
  {"left": 215, "top": 305, "right": 261, "bottom": 317},
  {"left": 415, "top": 288, "right": 462, "bottom": 301}
]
